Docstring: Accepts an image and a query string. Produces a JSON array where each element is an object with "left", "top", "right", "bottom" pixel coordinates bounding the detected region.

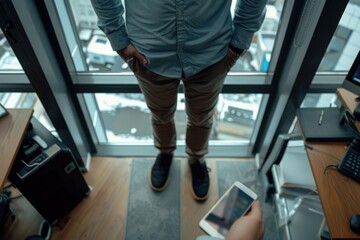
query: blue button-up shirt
[{"left": 90, "top": 0, "right": 267, "bottom": 78}]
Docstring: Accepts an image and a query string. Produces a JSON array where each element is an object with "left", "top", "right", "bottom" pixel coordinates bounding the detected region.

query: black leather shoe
[
  {"left": 148, "top": 153, "right": 173, "bottom": 191},
  {"left": 189, "top": 161, "right": 210, "bottom": 201}
]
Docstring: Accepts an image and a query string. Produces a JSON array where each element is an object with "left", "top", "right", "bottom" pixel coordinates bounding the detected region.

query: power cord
[
  {"left": 2, "top": 183, "right": 23, "bottom": 200},
  {"left": 304, "top": 144, "right": 341, "bottom": 175},
  {"left": 22, "top": 160, "right": 42, "bottom": 168},
  {"left": 304, "top": 143, "right": 342, "bottom": 161},
  {"left": 323, "top": 164, "right": 339, "bottom": 174}
]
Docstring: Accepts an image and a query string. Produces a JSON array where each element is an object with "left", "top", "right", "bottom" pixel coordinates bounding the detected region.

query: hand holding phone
[
  {"left": 225, "top": 200, "right": 264, "bottom": 240},
  {"left": 199, "top": 181, "right": 258, "bottom": 238}
]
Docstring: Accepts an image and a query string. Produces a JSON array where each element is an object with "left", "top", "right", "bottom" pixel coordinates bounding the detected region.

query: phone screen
[{"left": 204, "top": 185, "right": 254, "bottom": 236}]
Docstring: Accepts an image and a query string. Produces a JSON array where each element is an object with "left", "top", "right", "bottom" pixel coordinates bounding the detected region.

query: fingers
[
  {"left": 225, "top": 200, "right": 264, "bottom": 240},
  {"left": 133, "top": 51, "right": 148, "bottom": 64},
  {"left": 247, "top": 200, "right": 262, "bottom": 219},
  {"left": 117, "top": 44, "right": 147, "bottom": 64}
]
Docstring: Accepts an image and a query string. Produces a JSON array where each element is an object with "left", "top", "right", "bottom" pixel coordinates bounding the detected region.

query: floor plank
[{"left": 0, "top": 157, "right": 255, "bottom": 240}]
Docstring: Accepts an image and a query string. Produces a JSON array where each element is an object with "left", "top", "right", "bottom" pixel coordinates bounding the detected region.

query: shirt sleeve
[
  {"left": 90, "top": 0, "right": 130, "bottom": 51},
  {"left": 231, "top": 0, "right": 268, "bottom": 50}
]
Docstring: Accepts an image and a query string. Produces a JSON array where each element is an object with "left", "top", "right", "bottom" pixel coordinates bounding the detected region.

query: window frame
[{"left": 0, "top": 0, "right": 350, "bottom": 166}]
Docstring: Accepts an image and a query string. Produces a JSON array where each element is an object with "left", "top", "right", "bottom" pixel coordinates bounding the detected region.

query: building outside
[{"left": 0, "top": 0, "right": 359, "bottom": 143}]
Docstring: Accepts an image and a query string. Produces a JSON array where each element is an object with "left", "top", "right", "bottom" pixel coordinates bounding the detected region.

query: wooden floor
[{"left": 0, "top": 157, "right": 254, "bottom": 240}]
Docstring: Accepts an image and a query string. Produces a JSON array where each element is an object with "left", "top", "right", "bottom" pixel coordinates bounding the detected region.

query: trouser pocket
[{"left": 226, "top": 48, "right": 240, "bottom": 71}]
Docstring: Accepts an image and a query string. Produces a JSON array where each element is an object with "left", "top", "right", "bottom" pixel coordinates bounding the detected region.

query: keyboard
[{"left": 338, "top": 140, "right": 360, "bottom": 182}]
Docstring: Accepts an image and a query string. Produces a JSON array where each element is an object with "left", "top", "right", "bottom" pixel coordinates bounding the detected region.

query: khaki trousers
[{"left": 129, "top": 49, "right": 239, "bottom": 163}]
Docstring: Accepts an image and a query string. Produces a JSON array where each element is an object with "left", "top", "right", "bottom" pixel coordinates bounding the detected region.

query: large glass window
[
  {"left": 301, "top": 93, "right": 338, "bottom": 108},
  {"left": 317, "top": 0, "right": 360, "bottom": 72},
  {"left": 43, "top": 0, "right": 285, "bottom": 151},
  {"left": 0, "top": 29, "right": 54, "bottom": 132},
  {"left": 62, "top": 0, "right": 285, "bottom": 73},
  {"left": 0, "top": 92, "right": 55, "bottom": 132},
  {"left": 1, "top": 0, "right": 350, "bottom": 158},
  {"left": 87, "top": 93, "right": 263, "bottom": 144},
  {"left": 0, "top": 29, "right": 22, "bottom": 71}
]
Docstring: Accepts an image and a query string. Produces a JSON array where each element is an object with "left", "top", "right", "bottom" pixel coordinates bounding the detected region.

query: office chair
[
  {"left": 259, "top": 132, "right": 303, "bottom": 199},
  {"left": 260, "top": 133, "right": 327, "bottom": 239}
]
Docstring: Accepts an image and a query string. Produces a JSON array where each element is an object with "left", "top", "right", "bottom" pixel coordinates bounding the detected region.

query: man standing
[{"left": 90, "top": 0, "right": 267, "bottom": 201}]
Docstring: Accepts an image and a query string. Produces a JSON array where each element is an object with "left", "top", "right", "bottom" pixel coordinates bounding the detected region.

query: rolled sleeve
[
  {"left": 231, "top": 0, "right": 267, "bottom": 50},
  {"left": 90, "top": 0, "right": 130, "bottom": 51},
  {"left": 105, "top": 27, "right": 130, "bottom": 52}
]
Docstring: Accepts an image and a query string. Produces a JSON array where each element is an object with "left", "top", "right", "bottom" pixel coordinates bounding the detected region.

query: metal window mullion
[
  {"left": 0, "top": 73, "right": 33, "bottom": 91},
  {"left": 4, "top": 0, "right": 93, "bottom": 168},
  {"left": 42, "top": 0, "right": 88, "bottom": 73},
  {"left": 252, "top": 0, "right": 304, "bottom": 157},
  {"left": 257, "top": 0, "right": 349, "bottom": 164}
]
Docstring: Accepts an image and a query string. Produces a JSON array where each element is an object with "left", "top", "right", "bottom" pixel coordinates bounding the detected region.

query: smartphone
[{"left": 199, "top": 181, "right": 258, "bottom": 238}]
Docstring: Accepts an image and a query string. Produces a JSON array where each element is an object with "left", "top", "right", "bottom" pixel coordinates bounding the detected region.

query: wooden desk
[
  {"left": 0, "top": 109, "right": 33, "bottom": 190},
  {"left": 305, "top": 141, "right": 360, "bottom": 239},
  {"left": 300, "top": 88, "right": 360, "bottom": 238}
]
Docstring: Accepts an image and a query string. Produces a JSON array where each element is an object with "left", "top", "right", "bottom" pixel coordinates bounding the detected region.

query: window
[
  {"left": 89, "top": 93, "right": 263, "bottom": 144},
  {"left": 63, "top": 0, "right": 284, "bottom": 73},
  {"left": 0, "top": 29, "right": 22, "bottom": 70},
  {"left": 301, "top": 94, "right": 338, "bottom": 108},
  {"left": 0, "top": 92, "right": 55, "bottom": 133},
  {"left": 42, "top": 0, "right": 286, "bottom": 154},
  {"left": 317, "top": 0, "right": 360, "bottom": 72},
  {"left": 2, "top": 0, "right": 349, "bottom": 159},
  {"left": 0, "top": 29, "right": 54, "bottom": 133}
]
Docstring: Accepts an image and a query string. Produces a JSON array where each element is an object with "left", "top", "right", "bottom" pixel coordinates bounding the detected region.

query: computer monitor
[{"left": 342, "top": 51, "right": 360, "bottom": 97}]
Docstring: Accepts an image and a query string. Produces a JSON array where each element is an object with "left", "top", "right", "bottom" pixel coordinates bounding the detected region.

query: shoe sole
[
  {"left": 147, "top": 169, "right": 169, "bottom": 192},
  {"left": 190, "top": 185, "right": 209, "bottom": 201}
]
